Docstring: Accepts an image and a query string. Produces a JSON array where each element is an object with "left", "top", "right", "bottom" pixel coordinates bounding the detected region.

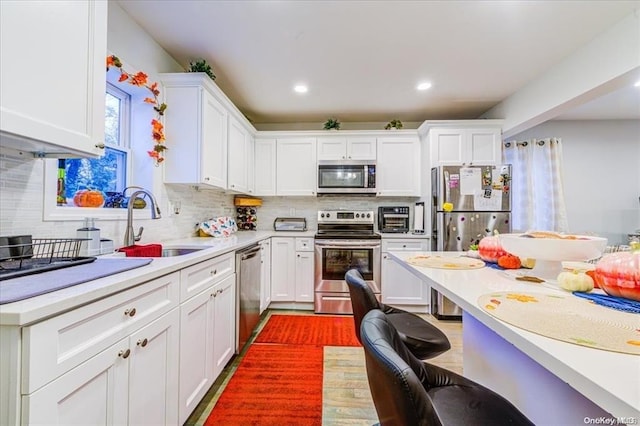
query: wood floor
[{"left": 186, "top": 310, "right": 463, "bottom": 425}]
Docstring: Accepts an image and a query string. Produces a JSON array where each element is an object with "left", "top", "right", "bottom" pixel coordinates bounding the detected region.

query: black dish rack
[{"left": 0, "top": 237, "right": 96, "bottom": 281}]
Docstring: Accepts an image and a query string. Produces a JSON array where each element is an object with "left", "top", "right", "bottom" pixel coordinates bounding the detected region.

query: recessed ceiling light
[
  {"left": 417, "top": 82, "right": 432, "bottom": 91},
  {"left": 294, "top": 85, "right": 308, "bottom": 93},
  {"left": 634, "top": 80, "right": 640, "bottom": 88}
]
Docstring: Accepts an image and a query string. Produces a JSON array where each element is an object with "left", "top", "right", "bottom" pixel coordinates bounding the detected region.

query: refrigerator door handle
[{"left": 443, "top": 170, "right": 450, "bottom": 203}]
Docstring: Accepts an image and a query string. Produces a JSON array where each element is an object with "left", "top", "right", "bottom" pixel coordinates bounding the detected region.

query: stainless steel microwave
[{"left": 317, "top": 160, "right": 376, "bottom": 195}]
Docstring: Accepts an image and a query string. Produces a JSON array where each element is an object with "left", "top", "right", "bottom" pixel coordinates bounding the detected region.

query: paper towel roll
[{"left": 413, "top": 204, "right": 425, "bottom": 233}]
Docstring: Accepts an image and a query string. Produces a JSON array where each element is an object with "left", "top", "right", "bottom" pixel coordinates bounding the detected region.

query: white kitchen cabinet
[
  {"left": 228, "top": 115, "right": 251, "bottom": 193},
  {"left": 178, "top": 258, "right": 236, "bottom": 424},
  {"left": 376, "top": 136, "right": 421, "bottom": 196},
  {"left": 259, "top": 239, "right": 272, "bottom": 313},
  {"left": 317, "top": 136, "right": 377, "bottom": 160},
  {"left": 276, "top": 138, "right": 317, "bottom": 196},
  {"left": 254, "top": 138, "right": 277, "bottom": 196},
  {"left": 381, "top": 239, "right": 430, "bottom": 312},
  {"left": 0, "top": 0, "right": 107, "bottom": 157},
  {"left": 429, "top": 126, "right": 502, "bottom": 166},
  {"left": 271, "top": 237, "right": 314, "bottom": 302},
  {"left": 247, "top": 133, "right": 256, "bottom": 194},
  {"left": 161, "top": 73, "right": 228, "bottom": 189},
  {"left": 211, "top": 274, "right": 236, "bottom": 378},
  {"left": 23, "top": 308, "right": 180, "bottom": 426}
]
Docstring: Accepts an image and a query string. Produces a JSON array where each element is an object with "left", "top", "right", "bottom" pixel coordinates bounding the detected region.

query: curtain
[{"left": 502, "top": 138, "right": 568, "bottom": 233}]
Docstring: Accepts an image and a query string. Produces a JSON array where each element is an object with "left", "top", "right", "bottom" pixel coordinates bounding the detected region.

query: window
[
  {"left": 57, "top": 84, "right": 130, "bottom": 206},
  {"left": 43, "top": 57, "right": 157, "bottom": 221}
]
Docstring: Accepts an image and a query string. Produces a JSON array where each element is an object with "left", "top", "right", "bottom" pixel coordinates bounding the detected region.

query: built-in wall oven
[{"left": 314, "top": 210, "right": 381, "bottom": 314}]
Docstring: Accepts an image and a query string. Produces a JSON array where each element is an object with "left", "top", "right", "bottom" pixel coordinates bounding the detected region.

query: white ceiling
[{"left": 118, "top": 0, "right": 640, "bottom": 126}]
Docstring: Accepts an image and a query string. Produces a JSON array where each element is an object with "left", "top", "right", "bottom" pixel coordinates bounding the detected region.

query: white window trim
[{"left": 42, "top": 55, "right": 164, "bottom": 222}]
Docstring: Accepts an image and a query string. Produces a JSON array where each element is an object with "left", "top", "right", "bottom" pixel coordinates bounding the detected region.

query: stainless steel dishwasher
[{"left": 235, "top": 244, "right": 261, "bottom": 353}]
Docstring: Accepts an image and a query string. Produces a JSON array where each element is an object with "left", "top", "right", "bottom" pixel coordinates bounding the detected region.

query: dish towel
[{"left": 572, "top": 292, "right": 640, "bottom": 314}]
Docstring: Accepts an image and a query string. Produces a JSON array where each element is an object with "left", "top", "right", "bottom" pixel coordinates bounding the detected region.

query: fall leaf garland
[{"left": 106, "top": 55, "right": 168, "bottom": 165}]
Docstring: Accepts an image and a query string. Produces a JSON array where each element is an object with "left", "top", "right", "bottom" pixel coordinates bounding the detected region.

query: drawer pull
[
  {"left": 124, "top": 308, "right": 137, "bottom": 317},
  {"left": 137, "top": 338, "right": 148, "bottom": 347},
  {"left": 211, "top": 269, "right": 217, "bottom": 275},
  {"left": 118, "top": 349, "right": 131, "bottom": 359}
]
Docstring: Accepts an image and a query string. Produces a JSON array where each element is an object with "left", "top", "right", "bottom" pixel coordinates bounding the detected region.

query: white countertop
[
  {"left": 0, "top": 231, "right": 294, "bottom": 326},
  {"left": 388, "top": 251, "right": 640, "bottom": 419}
]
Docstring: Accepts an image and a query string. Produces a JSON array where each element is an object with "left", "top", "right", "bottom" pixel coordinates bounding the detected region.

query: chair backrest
[
  {"left": 344, "top": 268, "right": 382, "bottom": 342},
  {"left": 360, "top": 309, "right": 439, "bottom": 426}
]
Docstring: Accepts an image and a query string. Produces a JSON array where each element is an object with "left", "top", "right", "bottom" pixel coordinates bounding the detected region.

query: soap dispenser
[{"left": 77, "top": 217, "right": 101, "bottom": 256}]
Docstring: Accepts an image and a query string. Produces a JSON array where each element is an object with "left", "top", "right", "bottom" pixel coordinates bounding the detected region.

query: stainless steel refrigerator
[{"left": 430, "top": 164, "right": 512, "bottom": 319}]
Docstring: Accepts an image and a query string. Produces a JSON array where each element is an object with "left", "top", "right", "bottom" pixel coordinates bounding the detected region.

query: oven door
[{"left": 314, "top": 239, "right": 381, "bottom": 294}]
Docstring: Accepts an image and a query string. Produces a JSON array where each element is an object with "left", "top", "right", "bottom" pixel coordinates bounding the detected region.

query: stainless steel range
[{"left": 314, "top": 210, "right": 381, "bottom": 314}]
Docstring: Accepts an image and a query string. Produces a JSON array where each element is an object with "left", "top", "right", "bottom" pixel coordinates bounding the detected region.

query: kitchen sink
[{"left": 161, "top": 247, "right": 205, "bottom": 257}]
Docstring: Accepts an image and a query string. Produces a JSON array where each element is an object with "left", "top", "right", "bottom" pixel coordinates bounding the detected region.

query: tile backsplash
[{"left": 0, "top": 152, "right": 419, "bottom": 245}]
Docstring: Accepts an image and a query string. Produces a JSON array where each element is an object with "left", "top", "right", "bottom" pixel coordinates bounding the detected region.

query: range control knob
[
  {"left": 355, "top": 213, "right": 360, "bottom": 218},
  {"left": 366, "top": 213, "right": 371, "bottom": 218},
  {"left": 320, "top": 213, "right": 325, "bottom": 218},
  {"left": 326, "top": 213, "right": 330, "bottom": 218}
]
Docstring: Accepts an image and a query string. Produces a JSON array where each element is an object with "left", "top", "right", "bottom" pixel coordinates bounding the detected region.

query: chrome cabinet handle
[
  {"left": 118, "top": 349, "right": 131, "bottom": 359},
  {"left": 124, "top": 308, "right": 136, "bottom": 317},
  {"left": 95, "top": 143, "right": 105, "bottom": 149},
  {"left": 137, "top": 338, "right": 148, "bottom": 347}
]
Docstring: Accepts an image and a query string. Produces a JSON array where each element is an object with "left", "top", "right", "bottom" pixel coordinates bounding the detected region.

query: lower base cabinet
[
  {"left": 381, "top": 239, "right": 430, "bottom": 312},
  {"left": 23, "top": 308, "right": 180, "bottom": 425},
  {"left": 178, "top": 273, "right": 236, "bottom": 424},
  {"left": 271, "top": 237, "right": 314, "bottom": 303}
]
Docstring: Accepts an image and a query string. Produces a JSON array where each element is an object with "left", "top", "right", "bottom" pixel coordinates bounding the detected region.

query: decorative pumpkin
[
  {"left": 478, "top": 236, "right": 507, "bottom": 263},
  {"left": 557, "top": 270, "right": 594, "bottom": 292},
  {"left": 594, "top": 246, "right": 640, "bottom": 301},
  {"left": 73, "top": 189, "right": 105, "bottom": 208},
  {"left": 498, "top": 253, "right": 521, "bottom": 269}
]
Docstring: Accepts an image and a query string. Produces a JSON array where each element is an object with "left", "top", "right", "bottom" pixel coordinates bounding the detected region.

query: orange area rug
[
  {"left": 205, "top": 314, "right": 360, "bottom": 425},
  {"left": 254, "top": 314, "right": 361, "bottom": 346}
]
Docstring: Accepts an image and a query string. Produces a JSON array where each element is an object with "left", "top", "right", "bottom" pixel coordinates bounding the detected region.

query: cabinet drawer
[
  {"left": 382, "top": 239, "right": 430, "bottom": 252},
  {"left": 295, "top": 238, "right": 314, "bottom": 252},
  {"left": 22, "top": 272, "right": 179, "bottom": 393},
  {"left": 180, "top": 252, "right": 235, "bottom": 302}
]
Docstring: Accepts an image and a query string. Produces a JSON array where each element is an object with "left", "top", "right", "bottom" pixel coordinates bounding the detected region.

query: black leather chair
[
  {"left": 360, "top": 309, "right": 534, "bottom": 426},
  {"left": 345, "top": 268, "right": 450, "bottom": 360}
]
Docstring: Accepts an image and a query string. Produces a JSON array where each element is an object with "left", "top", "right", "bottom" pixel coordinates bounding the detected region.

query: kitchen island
[{"left": 388, "top": 251, "right": 640, "bottom": 426}]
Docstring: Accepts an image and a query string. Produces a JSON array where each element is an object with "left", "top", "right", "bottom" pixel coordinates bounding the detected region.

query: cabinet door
[
  {"left": 227, "top": 116, "right": 249, "bottom": 193},
  {"left": 430, "top": 128, "right": 465, "bottom": 165},
  {"left": 247, "top": 133, "right": 256, "bottom": 195},
  {"left": 128, "top": 309, "right": 179, "bottom": 426},
  {"left": 346, "top": 137, "right": 377, "bottom": 160},
  {"left": 178, "top": 289, "right": 215, "bottom": 424},
  {"left": 0, "top": 1, "right": 107, "bottom": 157},
  {"left": 260, "top": 239, "right": 272, "bottom": 313},
  {"left": 23, "top": 338, "right": 129, "bottom": 425},
  {"left": 254, "top": 138, "right": 276, "bottom": 196},
  {"left": 201, "top": 90, "right": 228, "bottom": 188},
  {"left": 270, "top": 238, "right": 295, "bottom": 301},
  {"left": 381, "top": 253, "right": 429, "bottom": 308},
  {"left": 317, "top": 137, "right": 348, "bottom": 160},
  {"left": 376, "top": 137, "right": 420, "bottom": 196},
  {"left": 295, "top": 251, "right": 315, "bottom": 302},
  {"left": 276, "top": 138, "right": 317, "bottom": 196},
  {"left": 212, "top": 274, "right": 236, "bottom": 379},
  {"left": 467, "top": 128, "right": 502, "bottom": 165}
]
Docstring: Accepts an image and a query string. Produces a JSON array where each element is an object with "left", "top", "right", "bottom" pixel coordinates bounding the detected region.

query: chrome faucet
[{"left": 123, "top": 188, "right": 162, "bottom": 247}]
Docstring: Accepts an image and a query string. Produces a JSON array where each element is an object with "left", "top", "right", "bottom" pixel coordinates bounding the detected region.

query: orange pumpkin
[{"left": 73, "top": 189, "right": 105, "bottom": 208}]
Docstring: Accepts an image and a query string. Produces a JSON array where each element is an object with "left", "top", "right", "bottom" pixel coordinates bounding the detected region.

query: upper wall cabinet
[
  {"left": 227, "top": 116, "right": 253, "bottom": 194},
  {"left": 423, "top": 121, "right": 503, "bottom": 166},
  {"left": 161, "top": 73, "right": 228, "bottom": 189},
  {"left": 254, "top": 138, "right": 277, "bottom": 196},
  {"left": 317, "top": 136, "right": 376, "bottom": 160},
  {"left": 276, "top": 138, "right": 317, "bottom": 196},
  {"left": 0, "top": 1, "right": 107, "bottom": 157},
  {"left": 376, "top": 136, "right": 420, "bottom": 196}
]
